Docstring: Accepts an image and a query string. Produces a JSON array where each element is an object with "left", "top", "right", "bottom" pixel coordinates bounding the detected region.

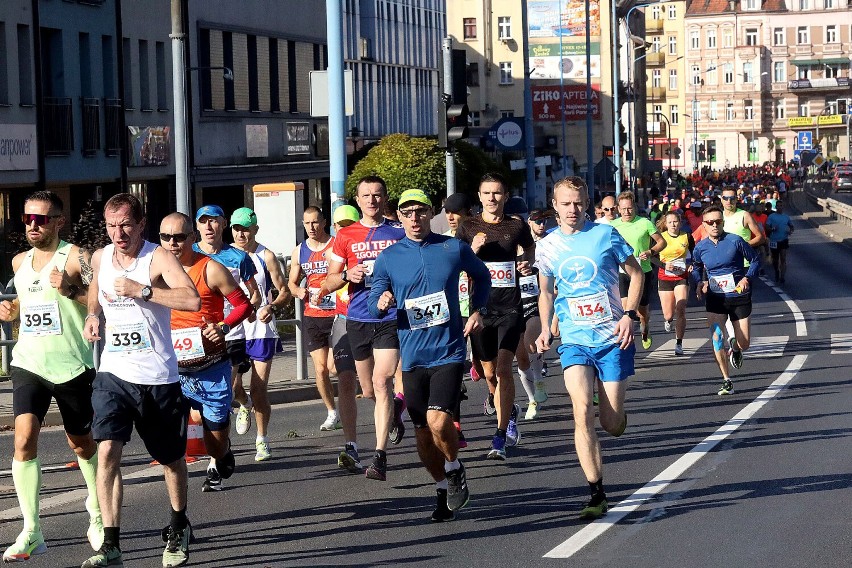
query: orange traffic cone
[{"left": 185, "top": 410, "right": 207, "bottom": 464}]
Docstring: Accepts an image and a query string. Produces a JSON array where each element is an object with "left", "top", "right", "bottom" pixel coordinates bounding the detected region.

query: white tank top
[
  {"left": 241, "top": 244, "right": 278, "bottom": 340},
  {"left": 97, "top": 241, "right": 178, "bottom": 385}
]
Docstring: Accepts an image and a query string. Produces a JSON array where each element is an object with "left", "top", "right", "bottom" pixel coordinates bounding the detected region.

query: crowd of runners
[{"left": 0, "top": 164, "right": 790, "bottom": 565}]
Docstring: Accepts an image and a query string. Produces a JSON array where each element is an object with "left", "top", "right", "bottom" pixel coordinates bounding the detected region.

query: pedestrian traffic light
[
  {"left": 708, "top": 146, "right": 716, "bottom": 161},
  {"left": 665, "top": 148, "right": 671, "bottom": 157},
  {"left": 674, "top": 147, "right": 682, "bottom": 159},
  {"left": 437, "top": 95, "right": 470, "bottom": 148},
  {"left": 603, "top": 145, "right": 614, "bottom": 158},
  {"left": 838, "top": 98, "right": 849, "bottom": 115}
]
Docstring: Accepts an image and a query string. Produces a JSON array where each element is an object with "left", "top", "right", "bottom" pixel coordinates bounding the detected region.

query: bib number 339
[
  {"left": 106, "top": 321, "right": 153, "bottom": 353},
  {"left": 404, "top": 291, "right": 450, "bottom": 330}
]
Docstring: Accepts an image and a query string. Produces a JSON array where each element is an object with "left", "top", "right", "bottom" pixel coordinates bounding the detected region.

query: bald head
[{"left": 161, "top": 212, "right": 194, "bottom": 234}]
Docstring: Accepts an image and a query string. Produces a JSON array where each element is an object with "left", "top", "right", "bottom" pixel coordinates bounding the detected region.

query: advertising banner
[
  {"left": 531, "top": 85, "right": 601, "bottom": 121},
  {"left": 527, "top": 0, "right": 601, "bottom": 80}
]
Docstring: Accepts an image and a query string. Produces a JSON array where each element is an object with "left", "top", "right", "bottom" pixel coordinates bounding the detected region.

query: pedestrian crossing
[
  {"left": 830, "top": 333, "right": 852, "bottom": 354},
  {"left": 641, "top": 335, "right": 791, "bottom": 361}
]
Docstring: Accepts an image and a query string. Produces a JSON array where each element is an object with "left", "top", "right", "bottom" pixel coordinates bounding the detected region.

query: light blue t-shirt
[
  {"left": 765, "top": 212, "right": 792, "bottom": 242},
  {"left": 535, "top": 221, "right": 633, "bottom": 348}
]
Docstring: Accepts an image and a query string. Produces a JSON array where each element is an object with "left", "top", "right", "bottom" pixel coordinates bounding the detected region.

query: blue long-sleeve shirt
[
  {"left": 691, "top": 232, "right": 760, "bottom": 298},
  {"left": 368, "top": 233, "right": 491, "bottom": 371}
]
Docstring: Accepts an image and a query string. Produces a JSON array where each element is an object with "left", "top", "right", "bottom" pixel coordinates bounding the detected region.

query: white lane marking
[
  {"left": 744, "top": 335, "right": 789, "bottom": 358},
  {"left": 644, "top": 338, "right": 708, "bottom": 360},
  {"left": 830, "top": 333, "right": 852, "bottom": 354},
  {"left": 544, "top": 354, "right": 809, "bottom": 559},
  {"left": 759, "top": 276, "right": 807, "bottom": 337}
]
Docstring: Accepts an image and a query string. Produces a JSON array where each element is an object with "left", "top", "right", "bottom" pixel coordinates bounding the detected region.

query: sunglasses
[
  {"left": 531, "top": 218, "right": 546, "bottom": 225},
  {"left": 602, "top": 207, "right": 616, "bottom": 212},
  {"left": 22, "top": 213, "right": 60, "bottom": 226},
  {"left": 721, "top": 196, "right": 737, "bottom": 201},
  {"left": 159, "top": 232, "right": 189, "bottom": 243},
  {"left": 703, "top": 219, "right": 724, "bottom": 226},
  {"left": 398, "top": 207, "right": 431, "bottom": 219}
]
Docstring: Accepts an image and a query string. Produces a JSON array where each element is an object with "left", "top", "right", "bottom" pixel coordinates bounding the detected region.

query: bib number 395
[{"left": 19, "top": 301, "right": 62, "bottom": 337}]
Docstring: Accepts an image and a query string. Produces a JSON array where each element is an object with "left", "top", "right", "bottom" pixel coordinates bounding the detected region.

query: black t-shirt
[{"left": 457, "top": 214, "right": 535, "bottom": 314}]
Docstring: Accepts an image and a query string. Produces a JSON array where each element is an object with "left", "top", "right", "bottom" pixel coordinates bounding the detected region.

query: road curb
[{"left": 788, "top": 189, "right": 852, "bottom": 250}]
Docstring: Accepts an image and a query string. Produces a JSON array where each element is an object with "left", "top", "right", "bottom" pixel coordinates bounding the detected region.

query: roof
[{"left": 686, "top": 0, "right": 787, "bottom": 16}]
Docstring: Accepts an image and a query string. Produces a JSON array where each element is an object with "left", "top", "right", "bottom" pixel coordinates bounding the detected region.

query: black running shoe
[
  {"left": 202, "top": 468, "right": 222, "bottom": 492},
  {"left": 431, "top": 489, "right": 455, "bottom": 522},
  {"left": 365, "top": 453, "right": 387, "bottom": 481},
  {"left": 445, "top": 462, "right": 470, "bottom": 511}
]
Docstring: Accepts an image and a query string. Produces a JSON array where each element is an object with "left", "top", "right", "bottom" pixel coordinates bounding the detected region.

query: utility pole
[
  {"left": 521, "top": 2, "right": 537, "bottom": 209},
  {"left": 442, "top": 38, "right": 456, "bottom": 195},
  {"left": 326, "top": 0, "right": 347, "bottom": 220},
  {"left": 170, "top": 0, "right": 190, "bottom": 214}
]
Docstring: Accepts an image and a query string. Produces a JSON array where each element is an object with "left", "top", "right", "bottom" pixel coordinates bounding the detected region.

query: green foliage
[{"left": 452, "top": 140, "right": 518, "bottom": 197}]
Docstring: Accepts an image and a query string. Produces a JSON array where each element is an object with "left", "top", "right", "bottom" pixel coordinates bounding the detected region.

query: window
[
  {"left": 773, "top": 28, "right": 785, "bottom": 46},
  {"left": 799, "top": 0, "right": 808, "bottom": 9},
  {"left": 669, "top": 69, "right": 678, "bottom": 90},
  {"left": 825, "top": 64, "right": 839, "bottom": 78},
  {"left": 691, "top": 65, "right": 700, "bottom": 85},
  {"left": 670, "top": 104, "right": 679, "bottom": 125},
  {"left": 155, "top": 42, "right": 167, "bottom": 110},
  {"left": 745, "top": 0, "right": 759, "bottom": 8},
  {"left": 463, "top": 18, "right": 477, "bottom": 40},
  {"left": 825, "top": 0, "right": 834, "bottom": 7},
  {"left": 797, "top": 26, "right": 809, "bottom": 44},
  {"left": 773, "top": 61, "right": 786, "bottom": 82},
  {"left": 18, "top": 25, "right": 34, "bottom": 105},
  {"left": 707, "top": 29, "right": 717, "bottom": 48},
  {"left": 726, "top": 101, "right": 735, "bottom": 120},
  {"left": 774, "top": 99, "right": 786, "bottom": 119},
  {"left": 707, "top": 63, "right": 718, "bottom": 85},
  {"left": 827, "top": 100, "right": 838, "bottom": 115},
  {"left": 709, "top": 99, "right": 718, "bottom": 120},
  {"left": 743, "top": 62, "right": 753, "bottom": 83},
  {"left": 653, "top": 104, "right": 663, "bottom": 122},
  {"left": 798, "top": 100, "right": 809, "bottom": 116},
  {"left": 668, "top": 36, "right": 677, "bottom": 54},
  {"left": 724, "top": 63, "right": 734, "bottom": 84},
  {"left": 797, "top": 65, "right": 810, "bottom": 79},
  {"left": 744, "top": 99, "right": 754, "bottom": 120},
  {"left": 690, "top": 31, "right": 699, "bottom": 50},
  {"left": 122, "top": 37, "right": 133, "bottom": 108},
  {"left": 722, "top": 28, "right": 734, "bottom": 48},
  {"left": 668, "top": 4, "right": 677, "bottom": 19},
  {"left": 500, "top": 109, "right": 514, "bottom": 118},
  {"left": 498, "top": 16, "right": 511, "bottom": 40},
  {"left": 0, "top": 24, "right": 7, "bottom": 105},
  {"left": 827, "top": 134, "right": 839, "bottom": 156},
  {"left": 745, "top": 28, "right": 758, "bottom": 46},
  {"left": 499, "top": 61, "right": 513, "bottom": 84},
  {"left": 651, "top": 5, "right": 661, "bottom": 19},
  {"left": 826, "top": 25, "right": 838, "bottom": 43},
  {"left": 466, "top": 62, "right": 479, "bottom": 86},
  {"left": 652, "top": 69, "right": 661, "bottom": 87},
  {"left": 652, "top": 36, "right": 661, "bottom": 52},
  {"left": 469, "top": 111, "right": 481, "bottom": 126},
  {"left": 139, "top": 40, "right": 151, "bottom": 111}
]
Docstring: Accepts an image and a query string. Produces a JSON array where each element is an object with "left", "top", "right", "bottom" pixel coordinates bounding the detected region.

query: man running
[
  {"left": 288, "top": 206, "right": 341, "bottom": 431},
  {"left": 764, "top": 201, "right": 794, "bottom": 284},
  {"left": 82, "top": 194, "right": 201, "bottom": 568},
  {"left": 720, "top": 186, "right": 765, "bottom": 259},
  {"left": 160, "top": 213, "right": 253, "bottom": 493},
  {"left": 325, "top": 176, "right": 406, "bottom": 480},
  {"left": 610, "top": 191, "right": 665, "bottom": 349},
  {"left": 518, "top": 210, "right": 549, "bottom": 420},
  {"left": 229, "top": 207, "right": 290, "bottom": 461},
  {"left": 0, "top": 191, "right": 103, "bottom": 562},
  {"left": 536, "top": 176, "right": 641, "bottom": 520},
  {"left": 595, "top": 195, "right": 618, "bottom": 225},
  {"left": 457, "top": 173, "right": 536, "bottom": 460},
  {"left": 692, "top": 205, "right": 760, "bottom": 396},
  {"left": 369, "top": 189, "right": 491, "bottom": 521}
]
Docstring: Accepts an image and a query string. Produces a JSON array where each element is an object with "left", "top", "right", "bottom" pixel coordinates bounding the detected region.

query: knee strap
[{"left": 711, "top": 323, "right": 725, "bottom": 351}]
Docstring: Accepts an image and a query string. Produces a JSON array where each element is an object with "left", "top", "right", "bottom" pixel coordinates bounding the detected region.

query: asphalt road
[{"left": 0, "top": 214, "right": 849, "bottom": 568}]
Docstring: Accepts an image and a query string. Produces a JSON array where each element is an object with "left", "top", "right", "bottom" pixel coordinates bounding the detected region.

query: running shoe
[
  {"left": 388, "top": 397, "right": 406, "bottom": 445},
  {"left": 525, "top": 401, "right": 539, "bottom": 420},
  {"left": 487, "top": 434, "right": 507, "bottom": 461},
  {"left": 3, "top": 530, "right": 46, "bottom": 562},
  {"left": 541, "top": 359, "right": 548, "bottom": 377},
  {"left": 579, "top": 497, "right": 609, "bottom": 520},
  {"left": 431, "top": 489, "right": 455, "bottom": 522},
  {"left": 320, "top": 413, "right": 341, "bottom": 431},
  {"left": 641, "top": 332, "right": 653, "bottom": 350},
  {"left": 445, "top": 461, "right": 470, "bottom": 511},
  {"left": 718, "top": 380, "right": 735, "bottom": 395},
  {"left": 664, "top": 319, "right": 672, "bottom": 333},
  {"left": 457, "top": 429, "right": 468, "bottom": 449},
  {"left": 729, "top": 337, "right": 744, "bottom": 369},
  {"left": 161, "top": 522, "right": 192, "bottom": 568},
  {"left": 81, "top": 543, "right": 122, "bottom": 568},
  {"left": 674, "top": 343, "right": 684, "bottom": 356},
  {"left": 88, "top": 515, "right": 104, "bottom": 551},
  {"left": 234, "top": 404, "right": 252, "bottom": 436},
  {"left": 255, "top": 439, "right": 271, "bottom": 462},
  {"left": 470, "top": 365, "right": 481, "bottom": 382},
  {"left": 483, "top": 393, "right": 497, "bottom": 416},
  {"left": 534, "top": 381, "right": 548, "bottom": 403},
  {"left": 338, "top": 443, "right": 363, "bottom": 473},
  {"left": 506, "top": 404, "right": 521, "bottom": 446},
  {"left": 365, "top": 453, "right": 387, "bottom": 481},
  {"left": 201, "top": 467, "right": 222, "bottom": 492}
]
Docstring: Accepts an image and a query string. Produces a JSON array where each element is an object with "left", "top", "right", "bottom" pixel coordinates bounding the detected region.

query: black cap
[{"left": 443, "top": 193, "right": 471, "bottom": 213}]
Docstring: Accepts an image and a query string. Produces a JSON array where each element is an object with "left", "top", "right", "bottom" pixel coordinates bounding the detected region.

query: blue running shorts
[
  {"left": 180, "top": 359, "right": 233, "bottom": 429},
  {"left": 557, "top": 342, "right": 636, "bottom": 382}
]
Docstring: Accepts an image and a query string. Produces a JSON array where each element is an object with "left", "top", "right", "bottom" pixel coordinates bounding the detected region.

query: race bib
[
  {"left": 309, "top": 287, "right": 336, "bottom": 310},
  {"left": 458, "top": 274, "right": 469, "bottom": 301},
  {"left": 567, "top": 291, "right": 613, "bottom": 326},
  {"left": 486, "top": 261, "right": 516, "bottom": 288},
  {"left": 769, "top": 240, "right": 778, "bottom": 250},
  {"left": 664, "top": 259, "right": 687, "bottom": 278},
  {"left": 708, "top": 273, "right": 737, "bottom": 294},
  {"left": 171, "top": 327, "right": 205, "bottom": 362},
  {"left": 19, "top": 301, "right": 62, "bottom": 337},
  {"left": 105, "top": 321, "right": 153, "bottom": 353},
  {"left": 519, "top": 274, "right": 540, "bottom": 298},
  {"left": 362, "top": 259, "right": 376, "bottom": 288},
  {"left": 404, "top": 291, "right": 450, "bottom": 330}
]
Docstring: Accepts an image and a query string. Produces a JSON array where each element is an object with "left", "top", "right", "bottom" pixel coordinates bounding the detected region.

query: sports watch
[
  {"left": 218, "top": 322, "right": 231, "bottom": 335},
  {"left": 141, "top": 285, "right": 153, "bottom": 302},
  {"left": 624, "top": 309, "right": 640, "bottom": 321}
]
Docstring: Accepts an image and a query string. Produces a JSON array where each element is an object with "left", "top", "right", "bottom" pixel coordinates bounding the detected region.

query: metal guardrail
[{"left": 816, "top": 197, "right": 852, "bottom": 228}]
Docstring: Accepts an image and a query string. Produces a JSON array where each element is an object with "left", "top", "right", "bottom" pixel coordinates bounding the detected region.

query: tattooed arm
[{"left": 49, "top": 245, "right": 93, "bottom": 306}]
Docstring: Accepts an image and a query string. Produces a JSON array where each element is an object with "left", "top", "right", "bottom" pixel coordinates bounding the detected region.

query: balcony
[
  {"left": 649, "top": 86, "right": 666, "bottom": 99},
  {"left": 646, "top": 51, "right": 665, "bottom": 66},
  {"left": 104, "top": 98, "right": 122, "bottom": 157},
  {"left": 646, "top": 19, "right": 664, "bottom": 33},
  {"left": 81, "top": 98, "right": 100, "bottom": 157},
  {"left": 43, "top": 97, "right": 73, "bottom": 156}
]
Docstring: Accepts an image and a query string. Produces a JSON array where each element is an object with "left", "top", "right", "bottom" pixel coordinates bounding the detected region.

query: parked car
[{"left": 833, "top": 165, "right": 852, "bottom": 192}]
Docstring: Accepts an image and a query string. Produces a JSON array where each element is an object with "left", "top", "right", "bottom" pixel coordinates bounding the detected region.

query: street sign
[
  {"left": 812, "top": 153, "right": 826, "bottom": 168},
  {"left": 797, "top": 131, "right": 813, "bottom": 150},
  {"left": 510, "top": 155, "right": 552, "bottom": 170}
]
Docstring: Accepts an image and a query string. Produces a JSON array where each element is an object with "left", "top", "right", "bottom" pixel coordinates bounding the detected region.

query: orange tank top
[{"left": 171, "top": 253, "right": 225, "bottom": 330}]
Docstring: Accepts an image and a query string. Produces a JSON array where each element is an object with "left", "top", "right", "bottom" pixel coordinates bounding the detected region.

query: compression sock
[
  {"left": 588, "top": 478, "right": 606, "bottom": 503},
  {"left": 711, "top": 323, "right": 725, "bottom": 352},
  {"left": 77, "top": 452, "right": 102, "bottom": 521},
  {"left": 103, "top": 527, "right": 120, "bottom": 549},
  {"left": 12, "top": 458, "right": 41, "bottom": 533},
  {"left": 170, "top": 506, "right": 188, "bottom": 532},
  {"left": 518, "top": 367, "right": 537, "bottom": 403}
]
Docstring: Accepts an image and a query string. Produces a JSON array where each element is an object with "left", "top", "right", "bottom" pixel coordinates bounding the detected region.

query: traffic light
[
  {"left": 603, "top": 145, "right": 614, "bottom": 158},
  {"left": 839, "top": 98, "right": 849, "bottom": 115},
  {"left": 674, "top": 147, "right": 682, "bottom": 159},
  {"left": 698, "top": 143, "right": 706, "bottom": 162},
  {"left": 708, "top": 146, "right": 716, "bottom": 161},
  {"left": 664, "top": 148, "right": 671, "bottom": 157},
  {"left": 437, "top": 95, "right": 469, "bottom": 149}
]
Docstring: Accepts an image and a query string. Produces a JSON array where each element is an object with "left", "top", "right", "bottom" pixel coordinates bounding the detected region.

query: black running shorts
[
  {"left": 403, "top": 362, "right": 464, "bottom": 429},
  {"left": 346, "top": 319, "right": 399, "bottom": 361},
  {"left": 11, "top": 367, "right": 95, "bottom": 436},
  {"left": 470, "top": 311, "right": 524, "bottom": 362}
]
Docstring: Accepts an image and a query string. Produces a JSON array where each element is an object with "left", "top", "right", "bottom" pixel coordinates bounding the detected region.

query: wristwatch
[
  {"left": 624, "top": 309, "right": 640, "bottom": 321},
  {"left": 140, "top": 285, "right": 153, "bottom": 302},
  {"left": 341, "top": 269, "right": 349, "bottom": 283},
  {"left": 218, "top": 322, "right": 231, "bottom": 334},
  {"left": 472, "top": 306, "right": 489, "bottom": 317}
]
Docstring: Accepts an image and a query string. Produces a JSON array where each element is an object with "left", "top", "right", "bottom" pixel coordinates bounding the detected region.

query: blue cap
[{"left": 195, "top": 205, "right": 225, "bottom": 221}]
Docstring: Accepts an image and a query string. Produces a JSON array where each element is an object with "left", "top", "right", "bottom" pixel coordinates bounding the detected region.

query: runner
[
  {"left": 81, "top": 194, "right": 201, "bottom": 568},
  {"left": 313, "top": 205, "right": 363, "bottom": 472},
  {"left": 324, "top": 176, "right": 406, "bottom": 480},
  {"left": 692, "top": 205, "right": 760, "bottom": 396},
  {"left": 229, "top": 207, "right": 290, "bottom": 461},
  {"left": 764, "top": 201, "right": 794, "bottom": 284},
  {"left": 518, "top": 210, "right": 549, "bottom": 420},
  {"left": 368, "top": 189, "right": 490, "bottom": 521},
  {"left": 457, "top": 173, "right": 536, "bottom": 460},
  {"left": 655, "top": 210, "right": 695, "bottom": 356},
  {"left": 596, "top": 195, "right": 618, "bottom": 225},
  {"left": 720, "top": 186, "right": 765, "bottom": 259},
  {"left": 610, "top": 191, "right": 665, "bottom": 350},
  {"left": 288, "top": 206, "right": 340, "bottom": 431},
  {"left": 160, "top": 212, "right": 253, "bottom": 493},
  {"left": 535, "top": 176, "right": 641, "bottom": 520},
  {"left": 0, "top": 191, "right": 103, "bottom": 562}
]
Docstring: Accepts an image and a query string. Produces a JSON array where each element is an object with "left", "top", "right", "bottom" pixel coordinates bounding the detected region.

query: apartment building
[{"left": 685, "top": 0, "right": 852, "bottom": 169}]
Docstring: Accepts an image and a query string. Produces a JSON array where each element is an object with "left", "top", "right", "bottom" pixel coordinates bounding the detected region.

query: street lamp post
[
  {"left": 691, "top": 65, "right": 716, "bottom": 172},
  {"left": 655, "top": 111, "right": 673, "bottom": 171}
]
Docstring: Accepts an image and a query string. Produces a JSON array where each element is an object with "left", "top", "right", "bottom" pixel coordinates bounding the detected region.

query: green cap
[
  {"left": 398, "top": 189, "right": 432, "bottom": 208},
  {"left": 332, "top": 205, "right": 361, "bottom": 225},
  {"left": 230, "top": 207, "right": 258, "bottom": 228}
]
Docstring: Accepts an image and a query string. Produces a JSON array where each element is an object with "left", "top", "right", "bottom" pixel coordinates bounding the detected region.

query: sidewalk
[
  {"left": 788, "top": 186, "right": 852, "bottom": 249},
  {"left": 0, "top": 336, "right": 327, "bottom": 428}
]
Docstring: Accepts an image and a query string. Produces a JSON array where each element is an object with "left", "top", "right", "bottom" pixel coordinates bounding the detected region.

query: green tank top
[
  {"left": 12, "top": 241, "right": 94, "bottom": 383},
  {"left": 723, "top": 209, "right": 753, "bottom": 266}
]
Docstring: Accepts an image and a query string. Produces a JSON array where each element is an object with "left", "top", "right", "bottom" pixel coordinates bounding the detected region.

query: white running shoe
[
  {"left": 255, "top": 439, "right": 271, "bottom": 461},
  {"left": 664, "top": 320, "right": 672, "bottom": 333},
  {"left": 320, "top": 413, "right": 341, "bottom": 431},
  {"left": 534, "top": 381, "right": 548, "bottom": 403},
  {"left": 674, "top": 343, "right": 684, "bottom": 356},
  {"left": 525, "top": 401, "right": 539, "bottom": 420}
]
